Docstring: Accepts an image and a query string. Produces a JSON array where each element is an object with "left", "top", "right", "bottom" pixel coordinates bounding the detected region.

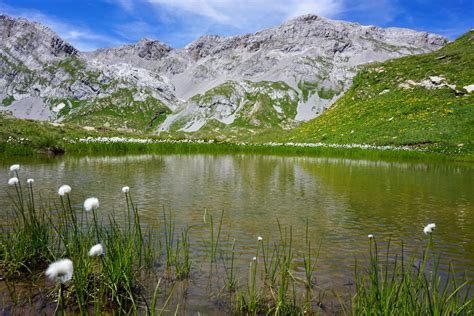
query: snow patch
[
  {"left": 463, "top": 84, "right": 474, "bottom": 93},
  {"left": 53, "top": 102, "right": 66, "bottom": 113},
  {"left": 273, "top": 104, "right": 283, "bottom": 113}
]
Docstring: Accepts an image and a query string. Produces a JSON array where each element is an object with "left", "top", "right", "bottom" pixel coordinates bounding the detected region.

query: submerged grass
[
  {"left": 352, "top": 236, "right": 473, "bottom": 315},
  {"left": 1, "top": 164, "right": 472, "bottom": 314}
]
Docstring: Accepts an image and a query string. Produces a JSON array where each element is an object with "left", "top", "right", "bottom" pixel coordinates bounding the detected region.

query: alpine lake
[{"left": 1, "top": 153, "right": 473, "bottom": 314}]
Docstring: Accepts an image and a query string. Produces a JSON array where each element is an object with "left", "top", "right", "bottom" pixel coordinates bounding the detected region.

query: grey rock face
[
  {"left": 0, "top": 14, "right": 448, "bottom": 130},
  {"left": 0, "top": 15, "right": 77, "bottom": 67},
  {"left": 0, "top": 15, "right": 177, "bottom": 121}
]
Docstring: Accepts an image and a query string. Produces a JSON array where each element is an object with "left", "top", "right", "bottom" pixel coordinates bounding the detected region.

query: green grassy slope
[
  {"left": 285, "top": 31, "right": 474, "bottom": 155},
  {"left": 0, "top": 113, "right": 148, "bottom": 155}
]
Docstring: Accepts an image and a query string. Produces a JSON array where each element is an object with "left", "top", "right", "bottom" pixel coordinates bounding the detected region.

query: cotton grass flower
[
  {"left": 368, "top": 234, "right": 374, "bottom": 239},
  {"left": 45, "top": 259, "right": 73, "bottom": 284},
  {"left": 122, "top": 186, "right": 130, "bottom": 193},
  {"left": 252, "top": 256, "right": 257, "bottom": 261},
  {"left": 88, "top": 244, "right": 104, "bottom": 257},
  {"left": 257, "top": 236, "right": 263, "bottom": 241},
  {"left": 9, "top": 164, "right": 20, "bottom": 172},
  {"left": 423, "top": 223, "right": 436, "bottom": 235},
  {"left": 84, "top": 197, "right": 99, "bottom": 211},
  {"left": 8, "top": 177, "right": 19, "bottom": 186},
  {"left": 58, "top": 185, "right": 72, "bottom": 196},
  {"left": 27, "top": 178, "right": 34, "bottom": 184}
]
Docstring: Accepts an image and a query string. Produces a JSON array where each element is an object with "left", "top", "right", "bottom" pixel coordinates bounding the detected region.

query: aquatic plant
[
  {"left": 46, "top": 258, "right": 74, "bottom": 315},
  {"left": 84, "top": 197, "right": 99, "bottom": 211},
  {"left": 352, "top": 228, "right": 473, "bottom": 314},
  {"left": 207, "top": 209, "right": 224, "bottom": 263},
  {"left": 303, "top": 219, "right": 320, "bottom": 289},
  {"left": 58, "top": 184, "right": 72, "bottom": 196},
  {"left": 423, "top": 223, "right": 436, "bottom": 235},
  {"left": 9, "top": 164, "right": 20, "bottom": 172},
  {"left": 8, "top": 177, "right": 18, "bottom": 186},
  {"left": 88, "top": 244, "right": 104, "bottom": 257},
  {"left": 45, "top": 259, "right": 74, "bottom": 284}
]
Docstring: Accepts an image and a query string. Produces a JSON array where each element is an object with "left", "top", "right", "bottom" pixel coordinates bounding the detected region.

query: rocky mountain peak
[
  {"left": 134, "top": 38, "right": 172, "bottom": 60},
  {"left": 185, "top": 35, "right": 225, "bottom": 59},
  {"left": 286, "top": 13, "right": 325, "bottom": 24},
  {"left": 0, "top": 15, "right": 77, "bottom": 66}
]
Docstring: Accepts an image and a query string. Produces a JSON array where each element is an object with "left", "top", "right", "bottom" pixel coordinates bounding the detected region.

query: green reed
[
  {"left": 163, "top": 209, "right": 175, "bottom": 269},
  {"left": 174, "top": 227, "right": 192, "bottom": 280},
  {"left": 223, "top": 238, "right": 238, "bottom": 292},
  {"left": 205, "top": 209, "right": 224, "bottom": 263},
  {"left": 352, "top": 235, "right": 473, "bottom": 315},
  {"left": 303, "top": 219, "right": 321, "bottom": 289},
  {"left": 0, "top": 169, "right": 165, "bottom": 314}
]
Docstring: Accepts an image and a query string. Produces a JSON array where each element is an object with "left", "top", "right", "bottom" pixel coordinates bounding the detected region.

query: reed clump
[{"left": 351, "top": 233, "right": 473, "bottom": 315}]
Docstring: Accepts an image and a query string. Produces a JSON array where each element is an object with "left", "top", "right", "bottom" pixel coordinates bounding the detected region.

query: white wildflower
[
  {"left": 252, "top": 256, "right": 257, "bottom": 261},
  {"left": 368, "top": 234, "right": 374, "bottom": 239},
  {"left": 122, "top": 186, "right": 130, "bottom": 193},
  {"left": 8, "top": 177, "right": 19, "bottom": 186},
  {"left": 88, "top": 244, "right": 104, "bottom": 257},
  {"left": 9, "top": 164, "right": 20, "bottom": 172},
  {"left": 45, "top": 259, "right": 73, "bottom": 284},
  {"left": 27, "top": 178, "right": 34, "bottom": 184},
  {"left": 423, "top": 223, "right": 436, "bottom": 235},
  {"left": 84, "top": 197, "right": 99, "bottom": 211},
  {"left": 58, "top": 185, "right": 72, "bottom": 196},
  {"left": 257, "top": 236, "right": 263, "bottom": 241}
]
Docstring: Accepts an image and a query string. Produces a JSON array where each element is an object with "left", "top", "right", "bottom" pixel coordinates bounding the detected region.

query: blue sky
[{"left": 1, "top": 0, "right": 472, "bottom": 51}]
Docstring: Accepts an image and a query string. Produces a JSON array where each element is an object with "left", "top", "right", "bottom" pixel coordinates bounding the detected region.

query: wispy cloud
[
  {"left": 114, "top": 20, "right": 160, "bottom": 41},
  {"left": 146, "top": 0, "right": 344, "bottom": 30},
  {"left": 0, "top": 2, "right": 124, "bottom": 51},
  {"left": 116, "top": 0, "right": 135, "bottom": 12}
]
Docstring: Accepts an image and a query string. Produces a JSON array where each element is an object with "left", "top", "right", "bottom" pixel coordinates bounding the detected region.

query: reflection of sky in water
[{"left": 1, "top": 154, "right": 473, "bottom": 290}]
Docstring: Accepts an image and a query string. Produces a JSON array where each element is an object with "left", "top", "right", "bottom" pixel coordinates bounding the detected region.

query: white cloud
[
  {"left": 114, "top": 20, "right": 159, "bottom": 41},
  {"left": 286, "top": 0, "right": 344, "bottom": 19},
  {"left": 146, "top": 0, "right": 344, "bottom": 29}
]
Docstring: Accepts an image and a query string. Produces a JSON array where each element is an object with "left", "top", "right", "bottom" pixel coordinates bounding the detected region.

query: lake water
[{"left": 1, "top": 154, "right": 473, "bottom": 313}]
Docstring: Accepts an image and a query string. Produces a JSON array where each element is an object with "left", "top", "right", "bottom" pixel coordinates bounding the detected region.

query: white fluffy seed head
[
  {"left": 8, "top": 177, "right": 19, "bottom": 186},
  {"left": 423, "top": 223, "right": 436, "bottom": 235},
  {"left": 88, "top": 244, "right": 104, "bottom": 257},
  {"left": 27, "top": 178, "right": 34, "bottom": 184},
  {"left": 45, "top": 259, "right": 73, "bottom": 284},
  {"left": 257, "top": 236, "right": 263, "bottom": 241},
  {"left": 252, "top": 256, "right": 257, "bottom": 261},
  {"left": 9, "top": 164, "right": 20, "bottom": 172},
  {"left": 122, "top": 186, "right": 130, "bottom": 193},
  {"left": 84, "top": 197, "right": 99, "bottom": 211},
  {"left": 368, "top": 234, "right": 374, "bottom": 239},
  {"left": 58, "top": 185, "right": 72, "bottom": 196}
]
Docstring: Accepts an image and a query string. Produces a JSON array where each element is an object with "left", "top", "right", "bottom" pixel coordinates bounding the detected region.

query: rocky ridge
[{"left": 0, "top": 14, "right": 448, "bottom": 133}]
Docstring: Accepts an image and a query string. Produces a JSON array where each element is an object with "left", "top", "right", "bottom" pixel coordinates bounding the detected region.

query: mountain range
[{"left": 0, "top": 14, "right": 449, "bottom": 137}]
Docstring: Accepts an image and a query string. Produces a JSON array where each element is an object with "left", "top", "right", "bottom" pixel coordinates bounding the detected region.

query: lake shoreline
[{"left": 2, "top": 139, "right": 473, "bottom": 163}]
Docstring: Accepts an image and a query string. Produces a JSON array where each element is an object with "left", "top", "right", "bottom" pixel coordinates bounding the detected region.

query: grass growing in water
[
  {"left": 1, "top": 164, "right": 472, "bottom": 314},
  {"left": 1, "top": 166, "right": 167, "bottom": 314},
  {"left": 351, "top": 234, "right": 473, "bottom": 314}
]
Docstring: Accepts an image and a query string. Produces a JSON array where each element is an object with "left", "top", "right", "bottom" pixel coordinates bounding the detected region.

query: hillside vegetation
[{"left": 285, "top": 31, "right": 474, "bottom": 155}]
